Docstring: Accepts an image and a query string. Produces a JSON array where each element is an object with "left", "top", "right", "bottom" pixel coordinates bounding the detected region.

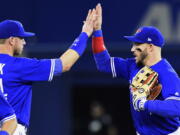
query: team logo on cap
[{"left": 147, "top": 37, "right": 152, "bottom": 42}]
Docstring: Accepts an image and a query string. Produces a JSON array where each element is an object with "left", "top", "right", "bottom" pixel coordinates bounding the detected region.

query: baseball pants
[{"left": 13, "top": 124, "right": 27, "bottom": 135}]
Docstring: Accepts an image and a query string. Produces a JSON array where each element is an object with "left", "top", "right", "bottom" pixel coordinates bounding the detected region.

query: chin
[{"left": 13, "top": 51, "right": 22, "bottom": 56}]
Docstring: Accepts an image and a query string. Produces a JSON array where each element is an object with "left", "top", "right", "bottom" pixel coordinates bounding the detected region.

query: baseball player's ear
[
  {"left": 8, "top": 37, "right": 16, "bottom": 46},
  {"left": 148, "top": 44, "right": 154, "bottom": 52}
]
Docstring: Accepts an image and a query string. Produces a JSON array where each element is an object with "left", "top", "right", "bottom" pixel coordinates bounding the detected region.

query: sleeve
[
  {"left": 92, "top": 30, "right": 130, "bottom": 80},
  {"left": 160, "top": 73, "right": 180, "bottom": 99},
  {"left": 0, "top": 93, "right": 16, "bottom": 124},
  {"left": 93, "top": 50, "right": 111, "bottom": 73},
  {"left": 93, "top": 51, "right": 130, "bottom": 80},
  {"left": 145, "top": 99, "right": 180, "bottom": 118},
  {"left": 14, "top": 57, "right": 56, "bottom": 82},
  {"left": 111, "top": 57, "right": 130, "bottom": 80},
  {"left": 144, "top": 73, "right": 180, "bottom": 117},
  {"left": 54, "top": 59, "right": 63, "bottom": 76}
]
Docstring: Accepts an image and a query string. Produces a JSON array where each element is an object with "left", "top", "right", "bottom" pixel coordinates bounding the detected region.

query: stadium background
[{"left": 0, "top": 0, "right": 180, "bottom": 135}]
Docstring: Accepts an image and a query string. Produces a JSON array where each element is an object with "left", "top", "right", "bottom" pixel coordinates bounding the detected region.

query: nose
[
  {"left": 131, "top": 45, "right": 135, "bottom": 53},
  {"left": 23, "top": 39, "right": 26, "bottom": 45}
]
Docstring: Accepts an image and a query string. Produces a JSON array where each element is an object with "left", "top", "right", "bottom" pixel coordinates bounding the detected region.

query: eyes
[
  {"left": 135, "top": 48, "right": 142, "bottom": 52},
  {"left": 132, "top": 44, "right": 143, "bottom": 52},
  {"left": 132, "top": 43, "right": 148, "bottom": 52}
]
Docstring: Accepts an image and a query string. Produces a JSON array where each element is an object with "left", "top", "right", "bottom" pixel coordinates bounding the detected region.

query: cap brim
[
  {"left": 124, "top": 36, "right": 144, "bottom": 43},
  {"left": 19, "top": 32, "right": 35, "bottom": 37}
]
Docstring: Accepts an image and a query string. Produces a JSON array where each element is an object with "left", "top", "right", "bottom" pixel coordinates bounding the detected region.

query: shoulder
[
  {"left": 12, "top": 57, "right": 52, "bottom": 65},
  {"left": 8, "top": 57, "right": 52, "bottom": 72},
  {"left": 13, "top": 57, "right": 38, "bottom": 62},
  {"left": 155, "top": 60, "right": 180, "bottom": 97},
  {"left": 152, "top": 59, "right": 178, "bottom": 78}
]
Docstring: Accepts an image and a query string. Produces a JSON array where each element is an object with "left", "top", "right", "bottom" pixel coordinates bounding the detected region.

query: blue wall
[{"left": 1, "top": 0, "right": 180, "bottom": 43}]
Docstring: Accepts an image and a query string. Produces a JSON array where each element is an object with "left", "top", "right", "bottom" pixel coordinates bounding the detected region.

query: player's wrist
[
  {"left": 93, "top": 30, "right": 103, "bottom": 37},
  {"left": 81, "top": 31, "right": 91, "bottom": 37},
  {"left": 133, "top": 97, "right": 147, "bottom": 111},
  {"left": 80, "top": 32, "right": 89, "bottom": 37},
  {"left": 69, "top": 32, "right": 88, "bottom": 56},
  {"left": 94, "top": 27, "right": 102, "bottom": 31},
  {"left": 92, "top": 31, "right": 106, "bottom": 54},
  {"left": 0, "top": 131, "right": 9, "bottom": 135}
]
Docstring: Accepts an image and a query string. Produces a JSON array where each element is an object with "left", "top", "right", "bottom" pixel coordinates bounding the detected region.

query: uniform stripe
[
  {"left": 1, "top": 114, "right": 16, "bottom": 123},
  {"left": 136, "top": 132, "right": 140, "bottom": 135},
  {"left": 110, "top": 57, "right": 116, "bottom": 78},
  {"left": 165, "top": 96, "right": 180, "bottom": 101},
  {"left": 48, "top": 59, "right": 55, "bottom": 81}
]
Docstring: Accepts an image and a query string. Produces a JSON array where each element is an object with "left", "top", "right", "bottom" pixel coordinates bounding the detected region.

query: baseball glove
[{"left": 131, "top": 66, "right": 162, "bottom": 104}]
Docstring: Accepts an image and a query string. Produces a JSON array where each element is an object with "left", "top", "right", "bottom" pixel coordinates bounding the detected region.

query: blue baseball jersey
[
  {"left": 0, "top": 54, "right": 58, "bottom": 127},
  {"left": 0, "top": 91, "right": 16, "bottom": 126},
  {"left": 0, "top": 32, "right": 88, "bottom": 128},
  {"left": 94, "top": 50, "right": 180, "bottom": 135}
]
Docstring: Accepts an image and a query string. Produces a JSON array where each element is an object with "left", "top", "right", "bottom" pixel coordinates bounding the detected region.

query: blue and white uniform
[
  {"left": 0, "top": 55, "right": 59, "bottom": 127},
  {"left": 0, "top": 32, "right": 88, "bottom": 135},
  {"left": 0, "top": 91, "right": 16, "bottom": 127},
  {"left": 93, "top": 30, "right": 180, "bottom": 135},
  {"left": 0, "top": 19, "right": 88, "bottom": 135}
]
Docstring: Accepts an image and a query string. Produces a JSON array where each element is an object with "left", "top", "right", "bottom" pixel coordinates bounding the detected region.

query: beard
[
  {"left": 13, "top": 47, "right": 23, "bottom": 56},
  {"left": 136, "top": 49, "right": 148, "bottom": 67}
]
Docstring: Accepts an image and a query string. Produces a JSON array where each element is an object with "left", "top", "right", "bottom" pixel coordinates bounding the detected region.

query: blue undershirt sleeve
[{"left": 93, "top": 50, "right": 111, "bottom": 73}]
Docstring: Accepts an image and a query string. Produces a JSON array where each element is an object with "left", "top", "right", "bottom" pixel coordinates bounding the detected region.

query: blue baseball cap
[
  {"left": 124, "top": 26, "right": 165, "bottom": 47},
  {"left": 0, "top": 20, "right": 35, "bottom": 39}
]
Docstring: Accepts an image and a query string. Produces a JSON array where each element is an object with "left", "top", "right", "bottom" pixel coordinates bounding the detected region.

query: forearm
[
  {"left": 92, "top": 30, "right": 106, "bottom": 53},
  {"left": 58, "top": 8, "right": 95, "bottom": 73},
  {"left": 94, "top": 50, "right": 111, "bottom": 73},
  {"left": 92, "top": 30, "right": 112, "bottom": 73},
  {"left": 1, "top": 118, "right": 17, "bottom": 135},
  {"left": 145, "top": 99, "right": 180, "bottom": 117},
  {"left": 60, "top": 49, "right": 79, "bottom": 72},
  {"left": 60, "top": 32, "right": 88, "bottom": 72}
]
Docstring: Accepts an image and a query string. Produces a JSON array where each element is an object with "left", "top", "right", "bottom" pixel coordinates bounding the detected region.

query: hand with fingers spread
[
  {"left": 94, "top": 3, "right": 102, "bottom": 30},
  {"left": 82, "top": 9, "right": 96, "bottom": 37},
  {"left": 91, "top": 3, "right": 106, "bottom": 54}
]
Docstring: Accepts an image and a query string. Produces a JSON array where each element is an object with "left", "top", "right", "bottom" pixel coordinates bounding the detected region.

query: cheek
[{"left": 16, "top": 44, "right": 22, "bottom": 50}]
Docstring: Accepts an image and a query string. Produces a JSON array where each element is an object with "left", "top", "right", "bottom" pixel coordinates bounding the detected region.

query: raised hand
[
  {"left": 82, "top": 9, "right": 96, "bottom": 37},
  {"left": 94, "top": 3, "right": 102, "bottom": 30}
]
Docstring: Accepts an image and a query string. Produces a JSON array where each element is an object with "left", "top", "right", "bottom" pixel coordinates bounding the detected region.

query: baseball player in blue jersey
[
  {"left": 0, "top": 9, "right": 96, "bottom": 135},
  {"left": 91, "top": 4, "right": 180, "bottom": 135},
  {"left": 0, "top": 91, "right": 17, "bottom": 135}
]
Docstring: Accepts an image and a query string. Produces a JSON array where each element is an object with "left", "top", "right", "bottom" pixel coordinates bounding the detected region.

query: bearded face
[
  {"left": 131, "top": 43, "right": 149, "bottom": 67},
  {"left": 13, "top": 37, "right": 26, "bottom": 56}
]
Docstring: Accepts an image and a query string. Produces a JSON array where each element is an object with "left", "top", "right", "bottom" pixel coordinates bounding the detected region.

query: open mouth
[{"left": 133, "top": 53, "right": 137, "bottom": 59}]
